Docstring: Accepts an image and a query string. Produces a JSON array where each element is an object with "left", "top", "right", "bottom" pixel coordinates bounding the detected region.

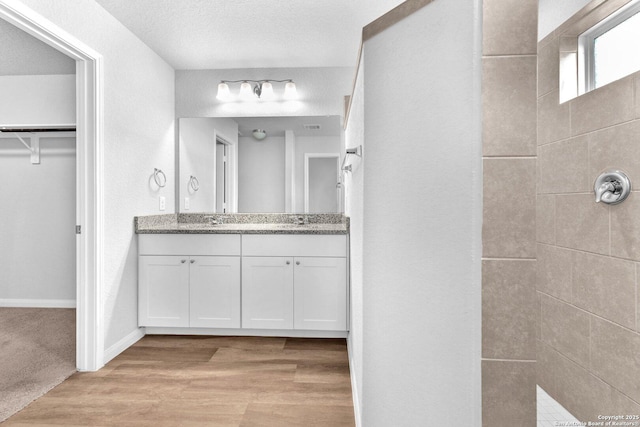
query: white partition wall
[{"left": 345, "top": 0, "right": 482, "bottom": 425}]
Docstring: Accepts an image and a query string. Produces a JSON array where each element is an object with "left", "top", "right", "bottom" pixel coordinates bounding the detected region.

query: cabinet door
[
  {"left": 294, "top": 257, "right": 347, "bottom": 331},
  {"left": 139, "top": 256, "right": 190, "bottom": 327},
  {"left": 190, "top": 256, "right": 241, "bottom": 328},
  {"left": 242, "top": 257, "right": 294, "bottom": 329}
]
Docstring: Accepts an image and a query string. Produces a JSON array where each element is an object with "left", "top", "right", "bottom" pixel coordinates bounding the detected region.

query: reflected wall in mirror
[{"left": 178, "top": 115, "right": 343, "bottom": 213}]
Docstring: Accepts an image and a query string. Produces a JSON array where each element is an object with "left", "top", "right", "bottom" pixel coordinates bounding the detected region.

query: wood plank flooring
[{"left": 3, "top": 336, "right": 355, "bottom": 427}]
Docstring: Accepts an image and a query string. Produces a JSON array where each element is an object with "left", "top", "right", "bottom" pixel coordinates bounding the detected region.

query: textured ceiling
[
  {"left": 94, "top": 0, "right": 404, "bottom": 69},
  {"left": 0, "top": 18, "right": 75, "bottom": 76}
]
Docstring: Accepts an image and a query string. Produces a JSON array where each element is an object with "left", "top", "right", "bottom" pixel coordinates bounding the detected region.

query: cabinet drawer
[
  {"left": 242, "top": 235, "right": 347, "bottom": 257},
  {"left": 139, "top": 234, "right": 241, "bottom": 256}
]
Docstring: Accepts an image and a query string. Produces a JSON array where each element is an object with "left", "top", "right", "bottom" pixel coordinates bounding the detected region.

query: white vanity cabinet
[
  {"left": 138, "top": 232, "right": 349, "bottom": 334},
  {"left": 241, "top": 256, "right": 294, "bottom": 329},
  {"left": 138, "top": 234, "right": 241, "bottom": 328},
  {"left": 242, "top": 235, "right": 348, "bottom": 332}
]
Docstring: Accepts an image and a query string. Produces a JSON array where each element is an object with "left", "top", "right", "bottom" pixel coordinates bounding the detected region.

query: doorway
[
  {"left": 0, "top": 0, "right": 103, "bottom": 372},
  {"left": 304, "top": 153, "right": 340, "bottom": 213}
]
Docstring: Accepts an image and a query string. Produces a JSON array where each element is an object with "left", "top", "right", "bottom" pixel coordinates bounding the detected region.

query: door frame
[
  {"left": 0, "top": 0, "right": 104, "bottom": 371},
  {"left": 303, "top": 153, "right": 340, "bottom": 213}
]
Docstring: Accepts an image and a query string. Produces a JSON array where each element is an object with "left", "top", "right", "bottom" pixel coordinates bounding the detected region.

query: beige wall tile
[
  {"left": 570, "top": 76, "right": 635, "bottom": 136},
  {"left": 483, "top": 159, "right": 536, "bottom": 258},
  {"left": 483, "top": 57, "right": 537, "bottom": 156},
  {"left": 482, "top": 260, "right": 536, "bottom": 360},
  {"left": 556, "top": 194, "right": 609, "bottom": 255},
  {"left": 538, "top": 37, "right": 559, "bottom": 97},
  {"left": 536, "top": 340, "right": 558, "bottom": 397},
  {"left": 638, "top": 264, "right": 639, "bottom": 332},
  {"left": 636, "top": 74, "right": 640, "bottom": 119},
  {"left": 611, "top": 195, "right": 640, "bottom": 262},
  {"left": 589, "top": 120, "right": 640, "bottom": 185},
  {"left": 536, "top": 292, "right": 541, "bottom": 341},
  {"left": 482, "top": 0, "right": 537, "bottom": 56},
  {"left": 537, "top": 194, "right": 555, "bottom": 245},
  {"left": 537, "top": 244, "right": 572, "bottom": 302},
  {"left": 538, "top": 90, "right": 571, "bottom": 145},
  {"left": 482, "top": 360, "right": 536, "bottom": 427},
  {"left": 591, "top": 317, "right": 640, "bottom": 403},
  {"left": 538, "top": 137, "right": 590, "bottom": 194},
  {"left": 573, "top": 251, "right": 636, "bottom": 329},
  {"left": 540, "top": 294, "right": 590, "bottom": 367},
  {"left": 554, "top": 346, "right": 640, "bottom": 423}
]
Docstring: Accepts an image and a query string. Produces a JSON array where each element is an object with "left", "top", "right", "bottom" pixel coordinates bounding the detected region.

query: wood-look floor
[{"left": 3, "top": 336, "right": 355, "bottom": 427}]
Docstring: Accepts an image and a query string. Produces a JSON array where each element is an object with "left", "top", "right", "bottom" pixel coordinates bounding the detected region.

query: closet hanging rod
[{"left": 0, "top": 127, "right": 76, "bottom": 133}]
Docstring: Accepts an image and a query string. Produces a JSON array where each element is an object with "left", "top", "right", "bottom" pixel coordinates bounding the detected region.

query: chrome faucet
[
  {"left": 594, "top": 181, "right": 618, "bottom": 203},
  {"left": 296, "top": 216, "right": 306, "bottom": 225},
  {"left": 204, "top": 215, "right": 218, "bottom": 225}
]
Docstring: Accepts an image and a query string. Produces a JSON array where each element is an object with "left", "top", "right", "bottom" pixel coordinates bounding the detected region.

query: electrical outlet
[
  {"left": 184, "top": 197, "right": 190, "bottom": 210},
  {"left": 159, "top": 196, "right": 166, "bottom": 211}
]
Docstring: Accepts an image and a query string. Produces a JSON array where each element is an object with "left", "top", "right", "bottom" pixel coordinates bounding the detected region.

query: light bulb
[
  {"left": 260, "top": 82, "right": 274, "bottom": 100},
  {"left": 239, "top": 82, "right": 253, "bottom": 100},
  {"left": 284, "top": 81, "right": 297, "bottom": 99},
  {"left": 216, "top": 82, "right": 230, "bottom": 101}
]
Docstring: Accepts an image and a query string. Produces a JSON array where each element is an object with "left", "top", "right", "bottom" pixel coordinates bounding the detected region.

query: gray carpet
[{"left": 0, "top": 307, "right": 76, "bottom": 422}]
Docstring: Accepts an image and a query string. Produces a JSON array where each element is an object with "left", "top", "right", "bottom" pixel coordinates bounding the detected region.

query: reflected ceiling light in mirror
[
  {"left": 252, "top": 129, "right": 267, "bottom": 140},
  {"left": 216, "top": 79, "right": 297, "bottom": 102}
]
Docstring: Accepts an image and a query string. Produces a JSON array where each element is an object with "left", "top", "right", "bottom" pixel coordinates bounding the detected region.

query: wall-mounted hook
[{"left": 153, "top": 168, "right": 167, "bottom": 188}]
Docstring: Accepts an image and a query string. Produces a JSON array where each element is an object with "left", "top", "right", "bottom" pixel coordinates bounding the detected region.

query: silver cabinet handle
[
  {"left": 181, "top": 259, "right": 187, "bottom": 263},
  {"left": 190, "top": 259, "right": 196, "bottom": 264},
  {"left": 286, "top": 260, "right": 290, "bottom": 265},
  {"left": 296, "top": 261, "right": 300, "bottom": 265}
]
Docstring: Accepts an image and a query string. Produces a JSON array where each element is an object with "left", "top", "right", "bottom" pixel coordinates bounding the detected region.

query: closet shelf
[{"left": 0, "top": 125, "right": 76, "bottom": 164}]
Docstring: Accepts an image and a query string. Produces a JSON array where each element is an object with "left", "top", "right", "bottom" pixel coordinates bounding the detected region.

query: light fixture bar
[{"left": 216, "top": 79, "right": 297, "bottom": 101}]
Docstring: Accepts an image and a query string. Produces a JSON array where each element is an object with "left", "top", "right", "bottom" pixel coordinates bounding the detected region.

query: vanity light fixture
[
  {"left": 216, "top": 79, "right": 297, "bottom": 101},
  {"left": 252, "top": 129, "right": 267, "bottom": 141}
]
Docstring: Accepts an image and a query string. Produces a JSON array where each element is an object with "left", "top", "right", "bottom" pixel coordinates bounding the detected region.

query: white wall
[
  {"left": 178, "top": 117, "right": 238, "bottom": 213},
  {"left": 538, "top": 0, "right": 592, "bottom": 40},
  {"left": 294, "top": 136, "right": 341, "bottom": 213},
  {"left": 0, "top": 18, "right": 75, "bottom": 76},
  {"left": 344, "top": 60, "right": 364, "bottom": 423},
  {"left": 0, "top": 74, "right": 75, "bottom": 125},
  {"left": 238, "top": 136, "right": 285, "bottom": 212},
  {"left": 176, "top": 67, "right": 353, "bottom": 119},
  {"left": 348, "top": 0, "right": 482, "bottom": 425},
  {"left": 16, "top": 0, "right": 176, "bottom": 358},
  {"left": 0, "top": 137, "right": 75, "bottom": 306}
]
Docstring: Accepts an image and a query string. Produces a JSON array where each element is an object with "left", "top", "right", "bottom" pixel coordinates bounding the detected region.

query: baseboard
[
  {"left": 347, "top": 333, "right": 362, "bottom": 427},
  {"left": 145, "top": 327, "right": 348, "bottom": 338},
  {"left": 0, "top": 298, "right": 76, "bottom": 308},
  {"left": 103, "top": 328, "right": 145, "bottom": 364}
]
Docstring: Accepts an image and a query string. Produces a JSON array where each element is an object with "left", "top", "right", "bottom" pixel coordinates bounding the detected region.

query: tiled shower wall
[
  {"left": 536, "top": 0, "right": 640, "bottom": 421},
  {"left": 481, "top": 0, "right": 538, "bottom": 425}
]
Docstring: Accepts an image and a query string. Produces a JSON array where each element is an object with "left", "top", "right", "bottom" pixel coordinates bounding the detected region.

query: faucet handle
[{"left": 594, "top": 170, "right": 631, "bottom": 205}]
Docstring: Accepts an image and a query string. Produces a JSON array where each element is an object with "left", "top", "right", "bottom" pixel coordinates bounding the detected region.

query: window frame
[{"left": 578, "top": 0, "right": 640, "bottom": 94}]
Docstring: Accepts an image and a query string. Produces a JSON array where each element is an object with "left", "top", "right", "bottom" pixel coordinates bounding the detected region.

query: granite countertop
[{"left": 135, "top": 213, "right": 349, "bottom": 235}]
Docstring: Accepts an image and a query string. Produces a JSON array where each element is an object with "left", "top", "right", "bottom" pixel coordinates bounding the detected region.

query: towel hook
[
  {"left": 188, "top": 175, "right": 200, "bottom": 192},
  {"left": 153, "top": 168, "right": 167, "bottom": 188}
]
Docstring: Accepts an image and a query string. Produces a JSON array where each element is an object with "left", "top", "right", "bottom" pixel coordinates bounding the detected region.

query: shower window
[{"left": 578, "top": 0, "right": 640, "bottom": 94}]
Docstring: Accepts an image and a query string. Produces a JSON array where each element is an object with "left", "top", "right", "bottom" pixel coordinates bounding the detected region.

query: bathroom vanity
[{"left": 135, "top": 213, "right": 349, "bottom": 338}]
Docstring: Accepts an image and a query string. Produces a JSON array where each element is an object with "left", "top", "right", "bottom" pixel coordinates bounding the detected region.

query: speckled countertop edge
[{"left": 135, "top": 213, "right": 349, "bottom": 235}]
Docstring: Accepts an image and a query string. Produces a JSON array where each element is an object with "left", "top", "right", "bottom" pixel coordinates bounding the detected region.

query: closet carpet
[
  {"left": 0, "top": 307, "right": 76, "bottom": 422},
  {"left": 3, "top": 335, "right": 355, "bottom": 426}
]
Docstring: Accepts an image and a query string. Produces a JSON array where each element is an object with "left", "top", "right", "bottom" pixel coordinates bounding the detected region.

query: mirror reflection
[{"left": 178, "top": 115, "right": 343, "bottom": 214}]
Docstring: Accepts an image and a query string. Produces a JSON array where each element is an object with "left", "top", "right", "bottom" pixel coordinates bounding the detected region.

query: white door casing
[{"left": 0, "top": 0, "right": 104, "bottom": 371}]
